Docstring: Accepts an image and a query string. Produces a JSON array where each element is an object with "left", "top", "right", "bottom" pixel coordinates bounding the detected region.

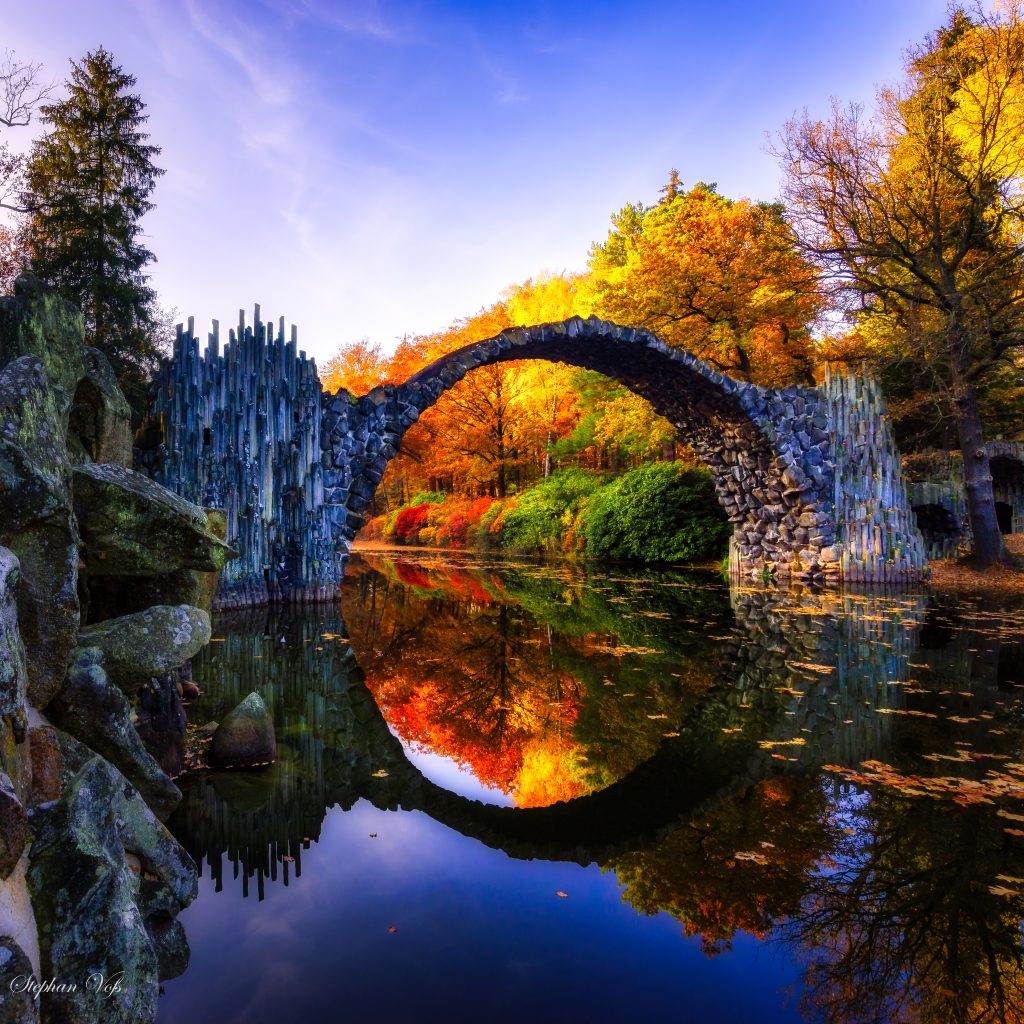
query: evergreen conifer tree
[{"left": 24, "top": 47, "right": 164, "bottom": 416}]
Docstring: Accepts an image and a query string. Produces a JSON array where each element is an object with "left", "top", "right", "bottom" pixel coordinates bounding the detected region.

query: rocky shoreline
[{"left": 0, "top": 275, "right": 237, "bottom": 1023}]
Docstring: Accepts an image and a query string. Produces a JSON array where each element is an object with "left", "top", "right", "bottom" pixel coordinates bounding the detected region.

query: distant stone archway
[
  {"left": 151, "top": 311, "right": 929, "bottom": 596},
  {"left": 322, "top": 317, "right": 838, "bottom": 581}
]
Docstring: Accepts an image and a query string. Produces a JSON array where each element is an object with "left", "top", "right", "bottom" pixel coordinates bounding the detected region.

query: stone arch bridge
[{"left": 147, "top": 311, "right": 928, "bottom": 602}]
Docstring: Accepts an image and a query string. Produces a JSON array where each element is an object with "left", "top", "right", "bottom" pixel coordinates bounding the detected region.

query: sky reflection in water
[{"left": 159, "top": 550, "right": 1024, "bottom": 1024}]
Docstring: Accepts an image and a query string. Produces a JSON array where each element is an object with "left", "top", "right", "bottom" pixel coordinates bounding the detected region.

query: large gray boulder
[
  {"left": 0, "top": 936, "right": 39, "bottom": 1024},
  {"left": 72, "top": 462, "right": 236, "bottom": 577},
  {"left": 0, "top": 274, "right": 86, "bottom": 414},
  {"left": 210, "top": 692, "right": 276, "bottom": 768},
  {"left": 78, "top": 605, "right": 212, "bottom": 696},
  {"left": 0, "top": 276, "right": 87, "bottom": 708},
  {"left": 0, "top": 548, "right": 27, "bottom": 753},
  {"left": 0, "top": 278, "right": 87, "bottom": 709},
  {"left": 28, "top": 730, "right": 197, "bottom": 1024},
  {"left": 7, "top": 519, "right": 80, "bottom": 708},
  {"left": 0, "top": 772, "right": 27, "bottom": 881},
  {"left": 67, "top": 347, "right": 133, "bottom": 466},
  {"left": 48, "top": 647, "right": 181, "bottom": 820}
]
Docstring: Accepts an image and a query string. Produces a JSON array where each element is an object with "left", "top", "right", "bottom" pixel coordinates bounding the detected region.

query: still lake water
[{"left": 158, "top": 550, "right": 1024, "bottom": 1024}]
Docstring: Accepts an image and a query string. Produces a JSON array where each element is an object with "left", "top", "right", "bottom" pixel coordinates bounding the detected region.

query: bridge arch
[{"left": 321, "top": 317, "right": 838, "bottom": 581}]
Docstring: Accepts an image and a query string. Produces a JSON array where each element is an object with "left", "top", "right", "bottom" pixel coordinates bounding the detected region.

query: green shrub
[
  {"left": 499, "top": 469, "right": 605, "bottom": 554},
  {"left": 582, "top": 462, "right": 730, "bottom": 563},
  {"left": 409, "top": 490, "right": 445, "bottom": 506}
]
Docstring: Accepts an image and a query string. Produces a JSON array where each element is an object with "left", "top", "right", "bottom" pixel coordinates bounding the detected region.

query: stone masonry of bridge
[{"left": 146, "top": 312, "right": 929, "bottom": 603}]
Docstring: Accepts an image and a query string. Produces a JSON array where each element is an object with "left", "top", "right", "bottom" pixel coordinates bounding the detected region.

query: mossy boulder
[
  {"left": 0, "top": 549, "right": 27, "bottom": 756},
  {"left": 79, "top": 605, "right": 212, "bottom": 696},
  {"left": 67, "top": 347, "right": 132, "bottom": 467},
  {"left": 8, "top": 519, "right": 80, "bottom": 709},
  {"left": 49, "top": 647, "right": 181, "bottom": 820},
  {"left": 0, "top": 273, "right": 86, "bottom": 413},
  {"left": 28, "top": 730, "right": 197, "bottom": 1024},
  {"left": 0, "top": 277, "right": 88, "bottom": 711},
  {"left": 210, "top": 692, "right": 276, "bottom": 768},
  {"left": 0, "top": 936, "right": 39, "bottom": 1024},
  {"left": 72, "top": 463, "right": 236, "bottom": 577}
]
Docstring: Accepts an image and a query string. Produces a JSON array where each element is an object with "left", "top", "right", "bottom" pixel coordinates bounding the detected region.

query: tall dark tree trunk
[{"left": 951, "top": 352, "right": 1006, "bottom": 567}]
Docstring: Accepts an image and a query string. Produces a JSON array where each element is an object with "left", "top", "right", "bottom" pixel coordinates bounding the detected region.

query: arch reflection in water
[{"left": 166, "top": 553, "right": 1024, "bottom": 1022}]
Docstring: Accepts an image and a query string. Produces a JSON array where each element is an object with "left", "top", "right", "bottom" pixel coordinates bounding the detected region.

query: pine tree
[{"left": 24, "top": 47, "right": 164, "bottom": 416}]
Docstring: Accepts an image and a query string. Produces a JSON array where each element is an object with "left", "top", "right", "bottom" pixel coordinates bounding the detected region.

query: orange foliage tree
[{"left": 579, "top": 173, "right": 824, "bottom": 387}]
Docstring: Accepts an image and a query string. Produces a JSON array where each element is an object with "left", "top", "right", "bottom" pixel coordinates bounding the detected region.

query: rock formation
[{"left": 0, "top": 274, "right": 233, "bottom": 1024}]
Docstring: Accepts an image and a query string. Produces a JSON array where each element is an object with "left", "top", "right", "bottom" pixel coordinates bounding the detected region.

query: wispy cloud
[
  {"left": 262, "top": 0, "right": 410, "bottom": 43},
  {"left": 471, "top": 35, "right": 527, "bottom": 105}
]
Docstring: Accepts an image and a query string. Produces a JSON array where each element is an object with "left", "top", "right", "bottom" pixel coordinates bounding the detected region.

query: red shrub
[
  {"left": 468, "top": 496, "right": 493, "bottom": 521},
  {"left": 441, "top": 511, "right": 471, "bottom": 547},
  {"left": 395, "top": 503, "right": 430, "bottom": 543}
]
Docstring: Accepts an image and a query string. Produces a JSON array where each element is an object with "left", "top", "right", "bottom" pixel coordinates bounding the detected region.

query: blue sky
[{"left": 6, "top": 0, "right": 947, "bottom": 364}]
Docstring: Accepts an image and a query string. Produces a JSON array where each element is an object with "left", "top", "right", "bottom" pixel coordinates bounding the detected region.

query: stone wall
[{"left": 904, "top": 442, "right": 1024, "bottom": 559}]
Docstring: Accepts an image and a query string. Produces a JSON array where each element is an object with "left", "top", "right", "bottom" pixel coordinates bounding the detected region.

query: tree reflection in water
[{"left": 167, "top": 552, "right": 1024, "bottom": 1022}]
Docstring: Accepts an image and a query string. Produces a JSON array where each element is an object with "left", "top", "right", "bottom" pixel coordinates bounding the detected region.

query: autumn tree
[
  {"left": 777, "top": 3, "right": 1024, "bottom": 567},
  {"left": 503, "top": 274, "right": 580, "bottom": 477},
  {"left": 579, "top": 176, "right": 823, "bottom": 386},
  {"left": 24, "top": 48, "right": 164, "bottom": 416},
  {"left": 322, "top": 269, "right": 691, "bottom": 504},
  {"left": 320, "top": 337, "right": 389, "bottom": 395}
]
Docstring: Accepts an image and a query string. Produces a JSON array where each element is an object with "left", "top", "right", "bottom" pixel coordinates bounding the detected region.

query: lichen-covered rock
[
  {"left": 72, "top": 462, "right": 236, "bottom": 577},
  {"left": 48, "top": 648, "right": 181, "bottom": 820},
  {"left": 0, "top": 354, "right": 74, "bottom": 500},
  {"left": 0, "top": 936, "right": 39, "bottom": 1024},
  {"left": 0, "top": 773, "right": 27, "bottom": 881},
  {"left": 0, "top": 274, "right": 86, "bottom": 415},
  {"left": 0, "top": 549, "right": 27, "bottom": 756},
  {"left": 78, "top": 605, "right": 211, "bottom": 695},
  {"left": 28, "top": 730, "right": 197, "bottom": 1024},
  {"left": 210, "top": 692, "right": 276, "bottom": 768},
  {"left": 67, "top": 347, "right": 132, "bottom": 466},
  {"left": 28, "top": 727, "right": 61, "bottom": 807},
  {"left": 8, "top": 519, "right": 80, "bottom": 708},
  {"left": 0, "top": 333, "right": 83, "bottom": 711}
]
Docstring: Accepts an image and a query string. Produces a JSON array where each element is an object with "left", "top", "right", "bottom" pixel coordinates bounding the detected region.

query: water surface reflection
[{"left": 160, "top": 551, "right": 1024, "bottom": 1024}]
